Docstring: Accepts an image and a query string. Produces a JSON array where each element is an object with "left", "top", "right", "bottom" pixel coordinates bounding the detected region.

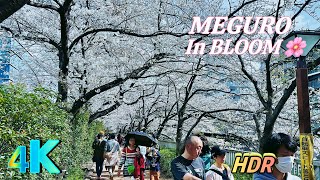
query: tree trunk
[
  {"left": 57, "top": 2, "right": 71, "bottom": 102},
  {"left": 175, "top": 120, "right": 183, "bottom": 155},
  {"left": 259, "top": 112, "right": 274, "bottom": 153},
  {"left": 156, "top": 117, "right": 170, "bottom": 139}
]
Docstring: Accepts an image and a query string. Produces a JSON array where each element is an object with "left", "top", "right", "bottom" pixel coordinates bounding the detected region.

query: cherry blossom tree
[{"left": 2, "top": 0, "right": 320, "bottom": 154}]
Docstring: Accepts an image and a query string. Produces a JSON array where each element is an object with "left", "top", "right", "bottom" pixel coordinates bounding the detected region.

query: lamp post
[{"left": 281, "top": 30, "right": 320, "bottom": 180}]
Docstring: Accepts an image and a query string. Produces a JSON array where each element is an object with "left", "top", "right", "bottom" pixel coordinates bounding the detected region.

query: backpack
[
  {"left": 209, "top": 164, "right": 230, "bottom": 180},
  {"left": 92, "top": 139, "right": 105, "bottom": 162}
]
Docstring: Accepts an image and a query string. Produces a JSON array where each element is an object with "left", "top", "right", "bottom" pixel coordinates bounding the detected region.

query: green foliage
[
  {"left": 0, "top": 84, "right": 104, "bottom": 179},
  {"left": 233, "top": 172, "right": 253, "bottom": 179},
  {"left": 159, "top": 148, "right": 176, "bottom": 178},
  {"left": 0, "top": 85, "right": 70, "bottom": 179},
  {"left": 66, "top": 111, "right": 104, "bottom": 178},
  {"left": 66, "top": 167, "right": 84, "bottom": 180}
]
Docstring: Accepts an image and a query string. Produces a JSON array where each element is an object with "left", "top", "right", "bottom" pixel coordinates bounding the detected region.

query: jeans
[{"left": 96, "top": 159, "right": 104, "bottom": 177}]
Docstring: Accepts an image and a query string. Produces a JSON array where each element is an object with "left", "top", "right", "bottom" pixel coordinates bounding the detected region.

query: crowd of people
[
  {"left": 92, "top": 130, "right": 301, "bottom": 180},
  {"left": 92, "top": 131, "right": 161, "bottom": 180},
  {"left": 171, "top": 133, "right": 301, "bottom": 180}
]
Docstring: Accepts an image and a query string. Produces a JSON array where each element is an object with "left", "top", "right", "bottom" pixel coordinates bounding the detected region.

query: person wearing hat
[{"left": 206, "top": 145, "right": 234, "bottom": 180}]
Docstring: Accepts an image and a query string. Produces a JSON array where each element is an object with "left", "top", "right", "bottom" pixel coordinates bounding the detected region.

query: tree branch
[
  {"left": 146, "top": 94, "right": 161, "bottom": 117},
  {"left": 27, "top": 1, "right": 59, "bottom": 11},
  {"left": 177, "top": 58, "right": 202, "bottom": 123},
  {"left": 88, "top": 101, "right": 121, "bottom": 123},
  {"left": 69, "top": 28, "right": 188, "bottom": 51},
  {"left": 62, "top": 0, "right": 73, "bottom": 10},
  {"left": 184, "top": 108, "right": 255, "bottom": 140},
  {"left": 308, "top": 56, "right": 320, "bottom": 70},
  {"left": 0, "top": 0, "right": 29, "bottom": 22},
  {"left": 69, "top": 53, "right": 171, "bottom": 116},
  {"left": 238, "top": 55, "right": 267, "bottom": 108},
  {"left": 156, "top": 102, "right": 177, "bottom": 138},
  {"left": 52, "top": 0, "right": 62, "bottom": 7},
  {"left": 203, "top": 132, "right": 257, "bottom": 151},
  {"left": 201, "top": 108, "right": 255, "bottom": 114},
  {"left": 253, "top": 113, "right": 262, "bottom": 140},
  {"left": 124, "top": 85, "right": 157, "bottom": 105},
  {"left": 1, "top": 25, "right": 60, "bottom": 49},
  {"left": 188, "top": 88, "right": 251, "bottom": 101},
  {"left": 186, "top": 112, "right": 207, "bottom": 138},
  {"left": 269, "top": 56, "right": 320, "bottom": 129}
]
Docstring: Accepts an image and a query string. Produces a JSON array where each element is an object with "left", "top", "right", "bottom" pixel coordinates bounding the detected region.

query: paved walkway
[
  {"left": 84, "top": 163, "right": 141, "bottom": 180},
  {"left": 84, "top": 147, "right": 171, "bottom": 180},
  {"left": 84, "top": 163, "right": 171, "bottom": 180}
]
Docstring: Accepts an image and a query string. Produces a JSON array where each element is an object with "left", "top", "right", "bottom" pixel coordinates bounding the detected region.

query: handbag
[
  {"left": 127, "top": 164, "right": 135, "bottom": 175},
  {"left": 104, "top": 141, "right": 117, "bottom": 161},
  {"left": 92, "top": 139, "right": 102, "bottom": 162}
]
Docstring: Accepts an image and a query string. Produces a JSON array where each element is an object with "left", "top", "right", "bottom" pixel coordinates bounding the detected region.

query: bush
[
  {"left": 159, "top": 148, "right": 176, "bottom": 178},
  {"left": 0, "top": 85, "right": 104, "bottom": 179},
  {"left": 66, "top": 167, "right": 85, "bottom": 180},
  {"left": 66, "top": 111, "right": 104, "bottom": 178},
  {"left": 233, "top": 172, "right": 253, "bottom": 179},
  {"left": 0, "top": 85, "right": 71, "bottom": 179}
]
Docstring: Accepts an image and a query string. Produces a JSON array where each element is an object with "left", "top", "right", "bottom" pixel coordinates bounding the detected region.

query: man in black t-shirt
[{"left": 171, "top": 136, "right": 205, "bottom": 180}]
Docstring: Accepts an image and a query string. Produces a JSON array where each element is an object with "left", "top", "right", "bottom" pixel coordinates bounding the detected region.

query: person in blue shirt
[
  {"left": 253, "top": 133, "right": 301, "bottom": 180},
  {"left": 104, "top": 133, "right": 120, "bottom": 179},
  {"left": 200, "top": 144, "right": 211, "bottom": 173}
]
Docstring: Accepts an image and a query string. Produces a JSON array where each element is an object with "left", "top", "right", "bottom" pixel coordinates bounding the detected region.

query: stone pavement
[
  {"left": 84, "top": 163, "right": 140, "bottom": 180},
  {"left": 84, "top": 146, "right": 171, "bottom": 180},
  {"left": 84, "top": 162, "right": 172, "bottom": 180}
]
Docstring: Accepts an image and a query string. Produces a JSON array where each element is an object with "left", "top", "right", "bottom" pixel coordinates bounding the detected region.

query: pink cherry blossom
[{"left": 284, "top": 37, "right": 307, "bottom": 57}]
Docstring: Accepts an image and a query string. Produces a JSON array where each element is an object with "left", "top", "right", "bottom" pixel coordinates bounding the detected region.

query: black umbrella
[{"left": 125, "top": 131, "right": 157, "bottom": 147}]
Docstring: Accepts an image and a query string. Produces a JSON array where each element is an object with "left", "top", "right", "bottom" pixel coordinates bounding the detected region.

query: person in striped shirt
[{"left": 118, "top": 137, "right": 137, "bottom": 179}]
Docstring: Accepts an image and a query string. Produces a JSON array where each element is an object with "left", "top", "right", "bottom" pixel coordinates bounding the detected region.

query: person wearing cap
[
  {"left": 206, "top": 145, "right": 234, "bottom": 180},
  {"left": 253, "top": 133, "right": 300, "bottom": 180}
]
